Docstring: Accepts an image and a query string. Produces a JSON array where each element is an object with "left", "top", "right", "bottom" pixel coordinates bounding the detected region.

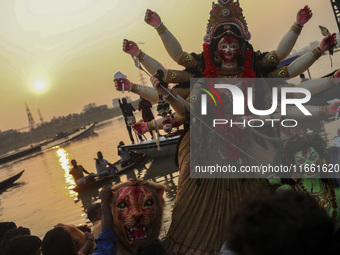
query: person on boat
[
  {"left": 300, "top": 73, "right": 309, "bottom": 82},
  {"left": 117, "top": 141, "right": 131, "bottom": 168},
  {"left": 276, "top": 134, "right": 340, "bottom": 230},
  {"left": 94, "top": 151, "right": 116, "bottom": 177},
  {"left": 114, "top": 2, "right": 340, "bottom": 254},
  {"left": 118, "top": 97, "right": 143, "bottom": 144},
  {"left": 138, "top": 96, "right": 155, "bottom": 139},
  {"left": 70, "top": 159, "right": 95, "bottom": 186}
]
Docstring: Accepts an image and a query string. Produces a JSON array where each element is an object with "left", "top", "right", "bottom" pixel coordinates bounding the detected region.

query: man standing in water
[{"left": 118, "top": 97, "right": 143, "bottom": 144}]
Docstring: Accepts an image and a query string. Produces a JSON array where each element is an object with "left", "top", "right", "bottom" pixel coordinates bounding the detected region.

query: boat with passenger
[{"left": 71, "top": 152, "right": 145, "bottom": 192}]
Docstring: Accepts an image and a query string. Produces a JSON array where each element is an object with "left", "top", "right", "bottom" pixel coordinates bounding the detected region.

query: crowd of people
[{"left": 1, "top": 188, "right": 339, "bottom": 255}]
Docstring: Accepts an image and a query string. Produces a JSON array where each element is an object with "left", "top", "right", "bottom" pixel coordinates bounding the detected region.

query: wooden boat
[
  {"left": 0, "top": 123, "right": 96, "bottom": 165},
  {"left": 71, "top": 153, "right": 145, "bottom": 192},
  {"left": 122, "top": 130, "right": 183, "bottom": 158},
  {"left": 41, "top": 123, "right": 96, "bottom": 150},
  {"left": 0, "top": 170, "right": 24, "bottom": 190},
  {"left": 0, "top": 145, "right": 42, "bottom": 165}
]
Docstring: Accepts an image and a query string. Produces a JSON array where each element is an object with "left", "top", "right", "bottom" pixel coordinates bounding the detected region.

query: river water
[
  {"left": 0, "top": 112, "right": 178, "bottom": 239},
  {"left": 0, "top": 52, "right": 340, "bottom": 239}
]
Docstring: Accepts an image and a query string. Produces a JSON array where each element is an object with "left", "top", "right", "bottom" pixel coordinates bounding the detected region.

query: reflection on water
[
  {"left": 56, "top": 147, "right": 75, "bottom": 189},
  {"left": 55, "top": 146, "right": 79, "bottom": 201}
]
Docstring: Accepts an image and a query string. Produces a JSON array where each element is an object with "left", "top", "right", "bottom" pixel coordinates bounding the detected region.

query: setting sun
[{"left": 33, "top": 80, "right": 47, "bottom": 93}]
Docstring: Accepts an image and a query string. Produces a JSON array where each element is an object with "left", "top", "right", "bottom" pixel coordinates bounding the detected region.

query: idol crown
[{"left": 204, "top": 0, "right": 251, "bottom": 44}]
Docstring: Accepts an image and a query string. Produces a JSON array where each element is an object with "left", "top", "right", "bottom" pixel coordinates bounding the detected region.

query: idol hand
[
  {"left": 319, "top": 33, "right": 337, "bottom": 53},
  {"left": 296, "top": 5, "right": 312, "bottom": 26},
  {"left": 114, "top": 78, "right": 131, "bottom": 92},
  {"left": 132, "top": 122, "right": 148, "bottom": 135},
  {"left": 327, "top": 101, "right": 340, "bottom": 116},
  {"left": 334, "top": 69, "right": 340, "bottom": 79},
  {"left": 150, "top": 75, "right": 171, "bottom": 96},
  {"left": 123, "top": 39, "right": 140, "bottom": 57},
  {"left": 144, "top": 9, "right": 162, "bottom": 28}
]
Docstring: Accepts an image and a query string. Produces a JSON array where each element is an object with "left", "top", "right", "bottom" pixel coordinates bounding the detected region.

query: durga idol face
[{"left": 217, "top": 36, "right": 240, "bottom": 62}]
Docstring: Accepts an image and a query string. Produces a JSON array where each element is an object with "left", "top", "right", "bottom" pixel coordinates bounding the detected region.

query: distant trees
[{"left": 0, "top": 101, "right": 139, "bottom": 155}]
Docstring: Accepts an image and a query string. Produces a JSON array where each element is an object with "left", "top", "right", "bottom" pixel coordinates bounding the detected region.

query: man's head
[
  {"left": 42, "top": 227, "right": 77, "bottom": 255},
  {"left": 0, "top": 222, "right": 16, "bottom": 245},
  {"left": 225, "top": 191, "right": 334, "bottom": 255},
  {"left": 97, "top": 151, "right": 103, "bottom": 160},
  {"left": 70, "top": 159, "right": 77, "bottom": 167},
  {"left": 3, "top": 235, "right": 41, "bottom": 255},
  {"left": 2, "top": 226, "right": 31, "bottom": 251},
  {"left": 122, "top": 97, "right": 127, "bottom": 104},
  {"left": 87, "top": 203, "right": 102, "bottom": 224}
]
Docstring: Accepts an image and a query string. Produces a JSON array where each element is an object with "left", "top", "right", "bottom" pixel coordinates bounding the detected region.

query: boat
[
  {"left": 121, "top": 131, "right": 183, "bottom": 158},
  {"left": 0, "top": 170, "right": 24, "bottom": 191},
  {"left": 0, "top": 145, "right": 42, "bottom": 165},
  {"left": 0, "top": 123, "right": 96, "bottom": 165},
  {"left": 71, "top": 153, "right": 145, "bottom": 192},
  {"left": 41, "top": 123, "right": 96, "bottom": 150}
]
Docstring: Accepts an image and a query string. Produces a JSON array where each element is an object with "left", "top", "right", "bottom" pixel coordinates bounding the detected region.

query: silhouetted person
[
  {"left": 138, "top": 96, "right": 155, "bottom": 139},
  {"left": 3, "top": 235, "right": 41, "bottom": 255},
  {"left": 118, "top": 97, "right": 143, "bottom": 143},
  {"left": 87, "top": 203, "right": 102, "bottom": 224},
  {"left": 0, "top": 222, "right": 16, "bottom": 253},
  {"left": 300, "top": 73, "right": 309, "bottom": 82},
  {"left": 70, "top": 159, "right": 95, "bottom": 186},
  {"left": 222, "top": 191, "right": 334, "bottom": 255},
  {"left": 42, "top": 227, "right": 77, "bottom": 255},
  {"left": 117, "top": 141, "right": 131, "bottom": 167}
]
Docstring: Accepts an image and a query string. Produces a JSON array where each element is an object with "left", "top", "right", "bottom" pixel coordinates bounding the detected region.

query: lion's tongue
[{"left": 134, "top": 229, "right": 143, "bottom": 239}]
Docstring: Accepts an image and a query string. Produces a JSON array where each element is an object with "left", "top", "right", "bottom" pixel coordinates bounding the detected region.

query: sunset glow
[{"left": 33, "top": 80, "right": 47, "bottom": 93}]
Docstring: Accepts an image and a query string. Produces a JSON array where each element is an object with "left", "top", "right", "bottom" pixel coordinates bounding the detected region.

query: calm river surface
[
  {"left": 0, "top": 113, "right": 178, "bottom": 239},
  {"left": 0, "top": 52, "right": 340, "bottom": 239}
]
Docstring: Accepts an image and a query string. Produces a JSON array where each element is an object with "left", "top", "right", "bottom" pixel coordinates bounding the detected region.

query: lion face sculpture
[{"left": 111, "top": 179, "right": 165, "bottom": 249}]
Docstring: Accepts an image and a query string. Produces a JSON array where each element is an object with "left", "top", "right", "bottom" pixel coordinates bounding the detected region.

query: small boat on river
[
  {"left": 41, "top": 123, "right": 96, "bottom": 150},
  {"left": 0, "top": 123, "right": 96, "bottom": 165},
  {"left": 71, "top": 153, "right": 145, "bottom": 192},
  {"left": 0, "top": 170, "right": 24, "bottom": 191}
]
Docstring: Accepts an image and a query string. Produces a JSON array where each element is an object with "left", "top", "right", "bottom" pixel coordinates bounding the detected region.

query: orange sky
[{"left": 0, "top": 0, "right": 338, "bottom": 131}]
